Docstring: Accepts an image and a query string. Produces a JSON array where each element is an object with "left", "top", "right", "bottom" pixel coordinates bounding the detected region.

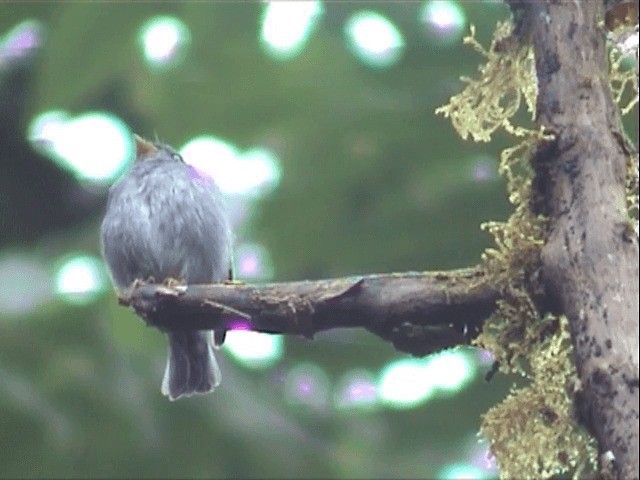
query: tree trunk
[{"left": 521, "top": 1, "right": 639, "bottom": 478}]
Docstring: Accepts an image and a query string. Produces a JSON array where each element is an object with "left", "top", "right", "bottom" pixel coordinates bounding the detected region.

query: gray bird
[{"left": 101, "top": 135, "right": 232, "bottom": 400}]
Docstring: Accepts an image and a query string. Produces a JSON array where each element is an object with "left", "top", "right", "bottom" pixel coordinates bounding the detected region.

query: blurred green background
[{"left": 5, "top": 1, "right": 634, "bottom": 479}]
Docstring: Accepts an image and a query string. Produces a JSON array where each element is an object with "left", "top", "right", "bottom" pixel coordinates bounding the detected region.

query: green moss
[
  {"left": 437, "top": 21, "right": 598, "bottom": 478},
  {"left": 608, "top": 27, "right": 639, "bottom": 116},
  {"left": 481, "top": 316, "right": 597, "bottom": 479},
  {"left": 608, "top": 25, "right": 639, "bottom": 235},
  {"left": 477, "top": 138, "right": 546, "bottom": 375},
  {"left": 435, "top": 21, "right": 538, "bottom": 143}
]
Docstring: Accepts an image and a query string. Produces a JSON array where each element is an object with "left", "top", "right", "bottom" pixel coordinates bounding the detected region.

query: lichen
[
  {"left": 608, "top": 24, "right": 639, "bottom": 115},
  {"left": 481, "top": 315, "right": 598, "bottom": 479},
  {"left": 626, "top": 155, "right": 639, "bottom": 236},
  {"left": 607, "top": 23, "right": 639, "bottom": 235},
  {"left": 476, "top": 136, "right": 597, "bottom": 478},
  {"left": 478, "top": 137, "right": 547, "bottom": 375},
  {"left": 437, "top": 21, "right": 598, "bottom": 478},
  {"left": 435, "top": 21, "right": 538, "bottom": 143}
]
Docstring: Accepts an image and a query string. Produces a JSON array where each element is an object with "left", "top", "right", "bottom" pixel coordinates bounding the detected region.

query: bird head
[{"left": 134, "top": 134, "right": 185, "bottom": 163}]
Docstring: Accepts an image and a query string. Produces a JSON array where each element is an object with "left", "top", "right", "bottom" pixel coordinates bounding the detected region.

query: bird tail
[{"left": 161, "top": 331, "right": 221, "bottom": 401}]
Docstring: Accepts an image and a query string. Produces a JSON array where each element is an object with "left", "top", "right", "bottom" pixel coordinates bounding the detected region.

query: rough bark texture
[
  {"left": 521, "top": 1, "right": 639, "bottom": 478},
  {"left": 121, "top": 268, "right": 499, "bottom": 357}
]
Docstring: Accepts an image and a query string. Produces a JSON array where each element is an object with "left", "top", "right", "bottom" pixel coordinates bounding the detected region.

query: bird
[{"left": 100, "top": 135, "right": 232, "bottom": 400}]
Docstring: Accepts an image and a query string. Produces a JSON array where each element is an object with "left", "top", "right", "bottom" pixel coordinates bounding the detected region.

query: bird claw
[
  {"left": 130, "top": 277, "right": 152, "bottom": 289},
  {"left": 163, "top": 277, "right": 186, "bottom": 288}
]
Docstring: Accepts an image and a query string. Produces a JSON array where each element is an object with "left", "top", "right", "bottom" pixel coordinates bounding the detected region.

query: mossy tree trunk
[{"left": 519, "top": 1, "right": 639, "bottom": 478}]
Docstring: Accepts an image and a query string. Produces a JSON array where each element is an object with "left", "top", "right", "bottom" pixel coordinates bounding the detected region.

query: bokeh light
[
  {"left": 284, "top": 363, "right": 331, "bottom": 410},
  {"left": 439, "top": 463, "right": 485, "bottom": 479},
  {"left": 180, "top": 135, "right": 238, "bottom": 185},
  {"left": 334, "top": 369, "right": 378, "bottom": 411},
  {"left": 54, "top": 254, "right": 107, "bottom": 305},
  {"left": 0, "top": 19, "right": 43, "bottom": 65},
  {"left": 420, "top": 0, "right": 466, "bottom": 46},
  {"left": 224, "top": 330, "right": 283, "bottom": 369},
  {"left": 180, "top": 136, "right": 282, "bottom": 197},
  {"left": 28, "top": 110, "right": 133, "bottom": 184},
  {"left": 260, "top": 0, "right": 324, "bottom": 60},
  {"left": 235, "top": 242, "right": 275, "bottom": 280},
  {"left": 344, "top": 11, "right": 405, "bottom": 68},
  {"left": 477, "top": 348, "right": 495, "bottom": 366},
  {"left": 469, "top": 155, "right": 498, "bottom": 182},
  {"left": 378, "top": 358, "right": 435, "bottom": 408},
  {"left": 378, "top": 348, "right": 476, "bottom": 408},
  {"left": 0, "top": 253, "right": 51, "bottom": 317},
  {"left": 239, "top": 148, "right": 282, "bottom": 196},
  {"left": 423, "top": 348, "right": 474, "bottom": 392},
  {"left": 470, "top": 437, "right": 499, "bottom": 476},
  {"left": 138, "top": 16, "right": 191, "bottom": 69}
]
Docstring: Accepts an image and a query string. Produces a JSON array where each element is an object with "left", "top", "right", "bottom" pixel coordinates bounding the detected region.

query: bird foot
[
  {"left": 163, "top": 277, "right": 187, "bottom": 288},
  {"left": 130, "top": 277, "right": 154, "bottom": 289}
]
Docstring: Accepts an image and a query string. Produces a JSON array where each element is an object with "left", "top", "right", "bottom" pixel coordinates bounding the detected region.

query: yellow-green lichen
[
  {"left": 478, "top": 137, "right": 547, "bottom": 375},
  {"left": 608, "top": 25, "right": 639, "bottom": 115},
  {"left": 437, "top": 21, "right": 598, "bottom": 478},
  {"left": 607, "top": 24, "right": 639, "bottom": 235},
  {"left": 435, "top": 21, "right": 538, "bottom": 143},
  {"left": 481, "top": 315, "right": 598, "bottom": 479}
]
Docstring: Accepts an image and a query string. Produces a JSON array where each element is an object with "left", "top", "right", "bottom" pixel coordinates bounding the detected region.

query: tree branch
[
  {"left": 120, "top": 267, "right": 499, "bottom": 357},
  {"left": 518, "top": 1, "right": 639, "bottom": 477}
]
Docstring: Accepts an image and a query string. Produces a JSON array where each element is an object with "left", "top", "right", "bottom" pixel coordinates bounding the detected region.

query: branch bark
[
  {"left": 517, "top": 1, "right": 639, "bottom": 477},
  {"left": 121, "top": 267, "right": 499, "bottom": 357}
]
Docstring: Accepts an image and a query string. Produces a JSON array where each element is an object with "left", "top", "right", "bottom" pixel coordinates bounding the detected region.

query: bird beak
[{"left": 134, "top": 134, "right": 158, "bottom": 160}]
